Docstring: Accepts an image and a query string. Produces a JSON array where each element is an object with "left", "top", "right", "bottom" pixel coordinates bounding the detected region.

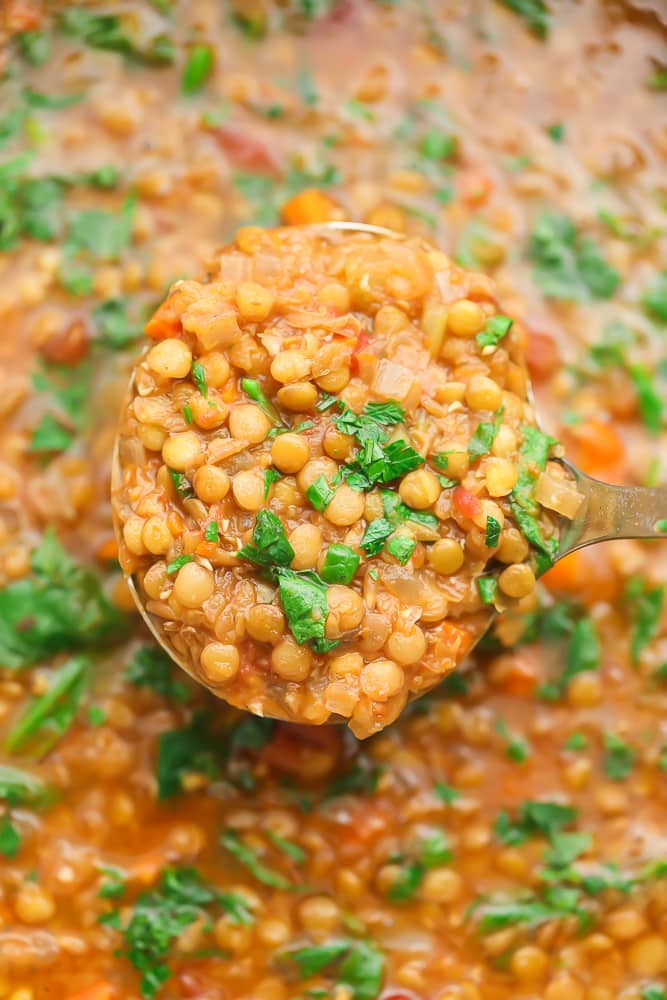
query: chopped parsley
[
  {"left": 0, "top": 528, "right": 125, "bottom": 670},
  {"left": 360, "top": 519, "right": 394, "bottom": 557},
  {"left": 274, "top": 568, "right": 338, "bottom": 654},
  {"left": 284, "top": 938, "right": 385, "bottom": 1000},
  {"left": 29, "top": 413, "right": 74, "bottom": 454},
  {"left": 510, "top": 426, "right": 559, "bottom": 575},
  {"left": 332, "top": 400, "right": 423, "bottom": 489},
  {"left": 529, "top": 211, "right": 620, "bottom": 301},
  {"left": 57, "top": 9, "right": 175, "bottom": 66},
  {"left": 628, "top": 364, "right": 664, "bottom": 434},
  {"left": 120, "top": 867, "right": 253, "bottom": 999},
  {"left": 603, "top": 732, "right": 636, "bottom": 781},
  {"left": 166, "top": 554, "right": 193, "bottom": 575},
  {"left": 624, "top": 577, "right": 664, "bottom": 665},
  {"left": 468, "top": 411, "right": 503, "bottom": 459},
  {"left": 266, "top": 830, "right": 307, "bottom": 865},
  {"left": 477, "top": 576, "right": 497, "bottom": 605},
  {"left": 263, "top": 468, "right": 280, "bottom": 499},
  {"left": 564, "top": 731, "right": 588, "bottom": 751},
  {"left": 485, "top": 515, "right": 501, "bottom": 548},
  {"left": 92, "top": 299, "right": 142, "bottom": 350},
  {"left": 169, "top": 469, "right": 194, "bottom": 499},
  {"left": 191, "top": 361, "right": 207, "bottom": 397},
  {"left": 434, "top": 781, "right": 461, "bottom": 804},
  {"left": 6, "top": 655, "right": 88, "bottom": 756},
  {"left": 181, "top": 44, "right": 214, "bottom": 96},
  {"left": 125, "top": 645, "right": 191, "bottom": 703},
  {"left": 156, "top": 713, "right": 221, "bottom": 799},
  {"left": 238, "top": 510, "right": 294, "bottom": 569},
  {"left": 321, "top": 545, "right": 360, "bottom": 585},
  {"left": 498, "top": 0, "right": 550, "bottom": 38},
  {"left": 16, "top": 31, "right": 51, "bottom": 65},
  {"left": 386, "top": 535, "right": 416, "bottom": 565},
  {"left": 205, "top": 521, "right": 219, "bottom": 543},
  {"left": 476, "top": 314, "right": 512, "bottom": 350},
  {"left": 642, "top": 270, "right": 667, "bottom": 323},
  {"left": 323, "top": 762, "right": 384, "bottom": 801},
  {"left": 0, "top": 765, "right": 50, "bottom": 806},
  {"left": 495, "top": 718, "right": 530, "bottom": 763},
  {"left": 538, "top": 615, "right": 600, "bottom": 701},
  {"left": 220, "top": 829, "right": 292, "bottom": 890},
  {"left": 0, "top": 815, "right": 21, "bottom": 858},
  {"left": 240, "top": 377, "right": 281, "bottom": 424},
  {"left": 306, "top": 474, "right": 335, "bottom": 512}
]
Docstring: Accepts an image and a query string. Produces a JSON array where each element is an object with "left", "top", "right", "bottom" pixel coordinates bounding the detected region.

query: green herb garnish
[
  {"left": 238, "top": 510, "right": 295, "bottom": 569},
  {"left": 477, "top": 576, "right": 497, "bottom": 605},
  {"left": 529, "top": 211, "right": 620, "bottom": 301},
  {"left": 220, "top": 829, "right": 292, "bottom": 890},
  {"left": 6, "top": 655, "right": 88, "bottom": 756},
  {"left": 306, "top": 474, "right": 335, "bottom": 512},
  {"left": 603, "top": 732, "right": 635, "bottom": 781},
  {"left": 166, "top": 555, "right": 193, "bottom": 575},
  {"left": 181, "top": 44, "right": 213, "bottom": 96},
  {"left": 386, "top": 536, "right": 416, "bottom": 565},
  {"left": 476, "top": 314, "right": 512, "bottom": 350},
  {"left": 241, "top": 377, "right": 281, "bottom": 424},
  {"left": 0, "top": 815, "right": 21, "bottom": 858},
  {"left": 321, "top": 545, "right": 360, "bottom": 585},
  {"left": 275, "top": 568, "right": 338, "bottom": 654},
  {"left": 360, "top": 519, "right": 394, "bottom": 557},
  {"left": 485, "top": 516, "right": 501, "bottom": 548}
]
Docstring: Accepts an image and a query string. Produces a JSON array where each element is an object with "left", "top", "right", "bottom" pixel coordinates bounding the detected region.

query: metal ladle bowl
[{"left": 112, "top": 223, "right": 667, "bottom": 725}]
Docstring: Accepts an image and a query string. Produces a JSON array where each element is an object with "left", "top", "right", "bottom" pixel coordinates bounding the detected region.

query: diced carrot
[
  {"left": 6, "top": 0, "right": 43, "bottom": 32},
  {"left": 260, "top": 725, "right": 342, "bottom": 780},
  {"left": 438, "top": 620, "right": 474, "bottom": 658},
  {"left": 64, "top": 981, "right": 114, "bottom": 1000},
  {"left": 458, "top": 170, "right": 493, "bottom": 208},
  {"left": 144, "top": 282, "right": 201, "bottom": 341},
  {"left": 497, "top": 653, "right": 538, "bottom": 697},
  {"left": 281, "top": 188, "right": 343, "bottom": 226},
  {"left": 96, "top": 537, "right": 118, "bottom": 563},
  {"left": 526, "top": 331, "right": 560, "bottom": 381},
  {"left": 565, "top": 419, "right": 625, "bottom": 481},
  {"left": 542, "top": 550, "right": 584, "bottom": 595},
  {"left": 453, "top": 486, "right": 481, "bottom": 519}
]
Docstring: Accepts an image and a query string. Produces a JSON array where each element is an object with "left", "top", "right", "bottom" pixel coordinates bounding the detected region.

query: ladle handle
[{"left": 557, "top": 464, "right": 667, "bottom": 557}]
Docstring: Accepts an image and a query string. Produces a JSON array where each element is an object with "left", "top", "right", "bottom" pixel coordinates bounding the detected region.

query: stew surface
[{"left": 1, "top": 2, "right": 666, "bottom": 999}]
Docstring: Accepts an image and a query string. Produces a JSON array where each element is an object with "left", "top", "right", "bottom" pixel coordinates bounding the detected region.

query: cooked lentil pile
[
  {"left": 114, "top": 224, "right": 579, "bottom": 736},
  {"left": 1, "top": 1, "right": 667, "bottom": 999}
]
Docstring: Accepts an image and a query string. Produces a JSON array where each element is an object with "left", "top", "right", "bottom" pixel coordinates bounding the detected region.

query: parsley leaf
[
  {"left": 92, "top": 299, "right": 142, "bottom": 350},
  {"left": 125, "top": 645, "right": 191, "bottom": 703},
  {"left": 494, "top": 800, "right": 577, "bottom": 846},
  {"left": 166, "top": 554, "right": 193, "bottom": 575},
  {"left": 191, "top": 361, "right": 207, "bottom": 397},
  {"left": 121, "top": 867, "right": 252, "bottom": 998},
  {"left": 181, "top": 44, "right": 214, "bottom": 96},
  {"left": 275, "top": 568, "right": 337, "bottom": 653},
  {"left": 498, "top": 0, "right": 550, "bottom": 39},
  {"left": 0, "top": 529, "right": 125, "bottom": 670},
  {"left": 29, "top": 413, "right": 73, "bottom": 454},
  {"left": 510, "top": 426, "right": 559, "bottom": 574},
  {"left": 263, "top": 468, "right": 280, "bottom": 499},
  {"left": 321, "top": 544, "right": 360, "bottom": 585},
  {"left": 477, "top": 314, "right": 512, "bottom": 350},
  {"left": 65, "top": 194, "right": 136, "bottom": 261},
  {"left": 156, "top": 713, "right": 221, "bottom": 799},
  {"left": 220, "top": 830, "right": 292, "bottom": 890},
  {"left": 285, "top": 939, "right": 385, "bottom": 1000},
  {"left": 628, "top": 364, "right": 664, "bottom": 434},
  {"left": 0, "top": 815, "right": 21, "bottom": 858},
  {"left": 360, "top": 519, "right": 394, "bottom": 557},
  {"left": 603, "top": 732, "right": 635, "bottom": 781},
  {"left": 485, "top": 516, "right": 501, "bottom": 548},
  {"left": 0, "top": 765, "right": 50, "bottom": 806},
  {"left": 538, "top": 615, "right": 600, "bottom": 701},
  {"left": 386, "top": 535, "right": 416, "bottom": 564},
  {"left": 241, "top": 377, "right": 281, "bottom": 424},
  {"left": 642, "top": 270, "right": 667, "bottom": 323},
  {"left": 6, "top": 655, "right": 88, "bottom": 756},
  {"left": 238, "top": 510, "right": 295, "bottom": 569},
  {"left": 625, "top": 578, "right": 664, "bottom": 665},
  {"left": 306, "top": 474, "right": 335, "bottom": 512},
  {"left": 58, "top": 9, "right": 174, "bottom": 65},
  {"left": 529, "top": 211, "right": 620, "bottom": 302},
  {"left": 468, "top": 412, "right": 503, "bottom": 459}
]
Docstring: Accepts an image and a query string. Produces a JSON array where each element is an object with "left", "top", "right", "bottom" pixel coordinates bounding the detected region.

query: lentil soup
[
  {"left": 1, "top": 2, "right": 667, "bottom": 1000},
  {"left": 113, "top": 224, "right": 577, "bottom": 737}
]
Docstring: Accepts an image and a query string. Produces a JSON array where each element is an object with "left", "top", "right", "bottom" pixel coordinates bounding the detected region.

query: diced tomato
[
  {"left": 526, "top": 331, "right": 560, "bottom": 381},
  {"left": 214, "top": 126, "right": 283, "bottom": 174},
  {"left": 453, "top": 486, "right": 481, "bottom": 518}
]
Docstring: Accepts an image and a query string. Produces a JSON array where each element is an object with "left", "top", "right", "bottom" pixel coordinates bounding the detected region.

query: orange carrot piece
[
  {"left": 281, "top": 188, "right": 343, "bottom": 226},
  {"left": 96, "top": 537, "right": 118, "bottom": 563},
  {"left": 566, "top": 419, "right": 625, "bottom": 480}
]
